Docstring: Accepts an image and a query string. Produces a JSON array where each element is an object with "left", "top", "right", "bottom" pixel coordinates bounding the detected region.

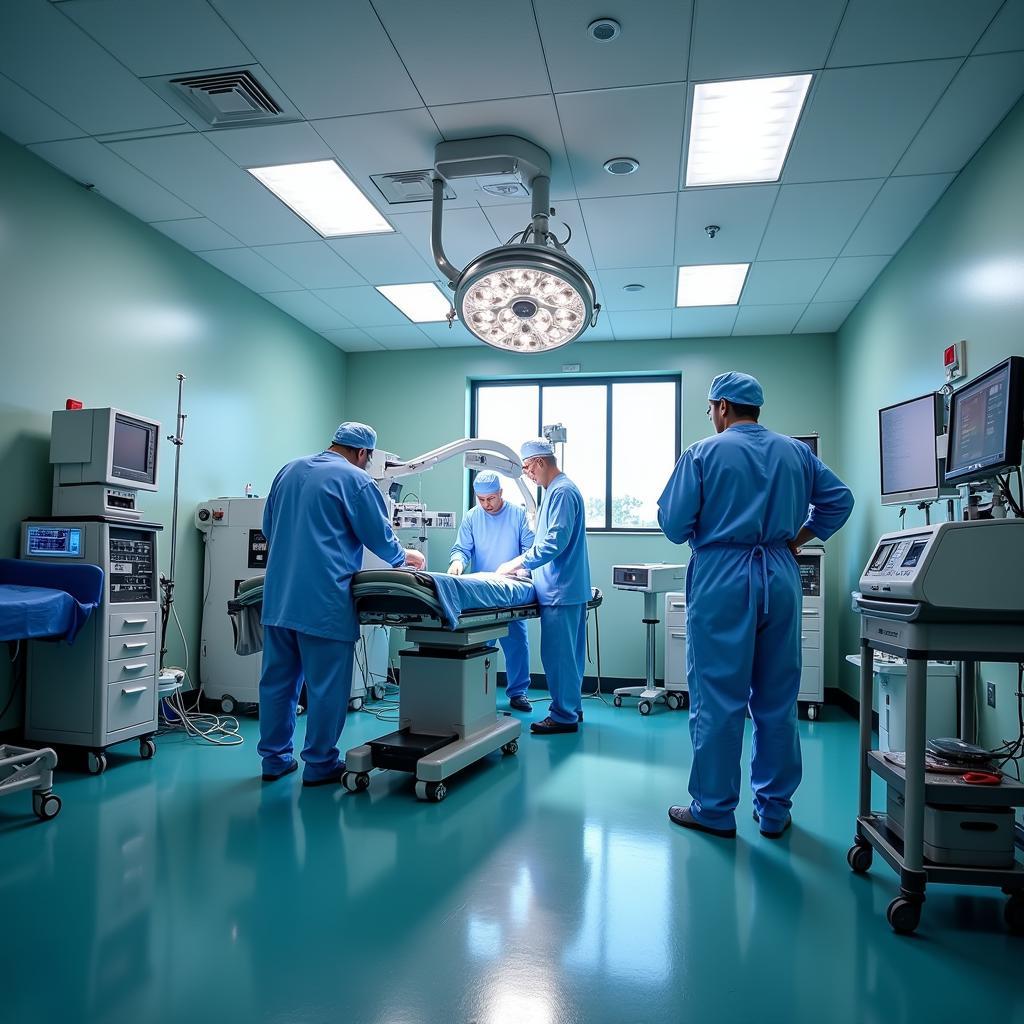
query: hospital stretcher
[{"left": 0, "top": 558, "right": 104, "bottom": 820}]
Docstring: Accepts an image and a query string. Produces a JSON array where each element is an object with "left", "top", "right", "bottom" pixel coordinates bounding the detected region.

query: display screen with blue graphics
[{"left": 26, "top": 526, "right": 82, "bottom": 557}]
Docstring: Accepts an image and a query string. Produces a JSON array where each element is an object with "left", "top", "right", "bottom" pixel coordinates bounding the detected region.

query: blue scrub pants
[
  {"left": 257, "top": 625, "right": 355, "bottom": 782},
  {"left": 539, "top": 603, "right": 587, "bottom": 724},
  {"left": 494, "top": 618, "right": 531, "bottom": 699},
  {"left": 685, "top": 547, "right": 803, "bottom": 832}
]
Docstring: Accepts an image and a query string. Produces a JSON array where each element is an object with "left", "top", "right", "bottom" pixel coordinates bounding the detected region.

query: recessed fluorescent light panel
[
  {"left": 376, "top": 283, "right": 452, "bottom": 323},
  {"left": 676, "top": 264, "right": 749, "bottom": 307},
  {"left": 247, "top": 160, "right": 393, "bottom": 237},
  {"left": 686, "top": 74, "right": 812, "bottom": 187}
]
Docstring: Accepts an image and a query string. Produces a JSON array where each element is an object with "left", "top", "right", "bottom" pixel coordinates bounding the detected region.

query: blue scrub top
[
  {"left": 261, "top": 451, "right": 405, "bottom": 641},
  {"left": 522, "top": 473, "right": 591, "bottom": 606},
  {"left": 657, "top": 424, "right": 854, "bottom": 550},
  {"left": 450, "top": 502, "right": 535, "bottom": 573}
]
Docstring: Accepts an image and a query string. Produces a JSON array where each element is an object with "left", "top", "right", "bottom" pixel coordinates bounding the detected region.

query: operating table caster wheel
[
  {"left": 87, "top": 751, "right": 108, "bottom": 775},
  {"left": 342, "top": 771, "right": 370, "bottom": 793},
  {"left": 415, "top": 780, "right": 447, "bottom": 803},
  {"left": 220, "top": 695, "right": 236, "bottom": 715},
  {"left": 886, "top": 897, "right": 922, "bottom": 934},
  {"left": 501, "top": 740, "right": 519, "bottom": 755},
  {"left": 807, "top": 704, "right": 819, "bottom": 721},
  {"left": 638, "top": 699, "right": 652, "bottom": 716},
  {"left": 613, "top": 695, "right": 623, "bottom": 708},
  {"left": 847, "top": 844, "right": 873, "bottom": 874},
  {"left": 33, "top": 790, "right": 62, "bottom": 820},
  {"left": 348, "top": 696, "right": 364, "bottom": 712},
  {"left": 665, "top": 693, "right": 682, "bottom": 711},
  {"left": 139, "top": 737, "right": 156, "bottom": 760}
]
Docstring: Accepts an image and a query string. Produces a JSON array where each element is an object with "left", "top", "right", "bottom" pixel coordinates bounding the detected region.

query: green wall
[
  {"left": 345, "top": 334, "right": 841, "bottom": 682},
  {"left": 0, "top": 132, "right": 348, "bottom": 727},
  {"left": 835, "top": 97, "right": 1024, "bottom": 747}
]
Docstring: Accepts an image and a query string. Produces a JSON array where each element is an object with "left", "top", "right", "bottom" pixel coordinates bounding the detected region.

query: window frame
[{"left": 469, "top": 374, "right": 682, "bottom": 533}]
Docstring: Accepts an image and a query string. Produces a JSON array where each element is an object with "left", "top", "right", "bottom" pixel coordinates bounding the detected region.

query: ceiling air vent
[
  {"left": 371, "top": 169, "right": 456, "bottom": 205},
  {"left": 169, "top": 70, "right": 283, "bottom": 126}
]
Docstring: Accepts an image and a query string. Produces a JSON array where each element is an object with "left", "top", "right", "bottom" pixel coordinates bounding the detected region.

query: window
[{"left": 471, "top": 376, "right": 681, "bottom": 531}]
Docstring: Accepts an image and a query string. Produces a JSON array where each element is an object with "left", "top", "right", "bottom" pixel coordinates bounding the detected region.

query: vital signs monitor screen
[{"left": 878, "top": 394, "right": 939, "bottom": 501}]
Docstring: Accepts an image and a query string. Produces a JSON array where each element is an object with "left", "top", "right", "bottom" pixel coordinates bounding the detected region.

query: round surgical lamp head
[{"left": 455, "top": 244, "right": 598, "bottom": 353}]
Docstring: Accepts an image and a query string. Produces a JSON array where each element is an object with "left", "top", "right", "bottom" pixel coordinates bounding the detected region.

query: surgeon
[
  {"left": 496, "top": 439, "right": 591, "bottom": 734},
  {"left": 258, "top": 422, "right": 425, "bottom": 786},
  {"left": 448, "top": 470, "right": 536, "bottom": 712},
  {"left": 658, "top": 372, "right": 853, "bottom": 838}
]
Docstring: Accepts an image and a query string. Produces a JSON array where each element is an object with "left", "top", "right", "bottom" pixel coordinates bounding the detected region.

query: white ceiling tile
[
  {"left": 205, "top": 121, "right": 335, "bottom": 168},
  {"left": 675, "top": 185, "right": 779, "bottom": 264},
  {"left": 556, "top": 84, "right": 687, "bottom": 199},
  {"left": 578, "top": 321, "right": 616, "bottom": 342},
  {"left": 151, "top": 217, "right": 243, "bottom": 251},
  {"left": 481, "top": 200, "right": 597, "bottom": 270},
  {"left": 252, "top": 241, "right": 364, "bottom": 289},
  {"left": 828, "top": 0, "right": 1002, "bottom": 66},
  {"left": 896, "top": 53, "right": 1024, "bottom": 175},
  {"left": 365, "top": 325, "right": 437, "bottom": 349},
  {"left": 842, "top": 173, "right": 954, "bottom": 256},
  {"left": 389, "top": 206, "right": 501, "bottom": 276},
  {"left": 741, "top": 259, "right": 834, "bottom": 304},
  {"left": 784, "top": 61, "right": 960, "bottom": 183},
  {"left": 313, "top": 286, "right": 412, "bottom": 326},
  {"left": 0, "top": 1, "right": 184, "bottom": 135},
  {"left": 0, "top": 72, "right": 85, "bottom": 144},
  {"left": 974, "top": 0, "right": 1024, "bottom": 53},
  {"left": 326, "top": 234, "right": 436, "bottom": 285},
  {"left": 671, "top": 306, "right": 739, "bottom": 337},
  {"left": 261, "top": 290, "right": 353, "bottom": 330},
  {"left": 200, "top": 247, "right": 302, "bottom": 292},
  {"left": 320, "top": 328, "right": 385, "bottom": 352},
  {"left": 758, "top": 179, "right": 883, "bottom": 260},
  {"left": 60, "top": 0, "right": 254, "bottom": 77},
  {"left": 534, "top": 0, "right": 693, "bottom": 92},
  {"left": 606, "top": 310, "right": 672, "bottom": 340},
  {"left": 108, "top": 132, "right": 319, "bottom": 245},
  {"left": 813, "top": 255, "right": 890, "bottom": 302},
  {"left": 28, "top": 137, "right": 198, "bottom": 221},
  {"left": 429, "top": 96, "right": 575, "bottom": 201},
  {"left": 793, "top": 301, "right": 857, "bottom": 333},
  {"left": 689, "top": 0, "right": 846, "bottom": 80},
  {"left": 580, "top": 193, "right": 677, "bottom": 268},
  {"left": 732, "top": 304, "right": 806, "bottom": 335},
  {"left": 419, "top": 321, "right": 478, "bottom": 347},
  {"left": 209, "top": 0, "right": 421, "bottom": 118},
  {"left": 597, "top": 267, "right": 676, "bottom": 311},
  {"left": 373, "top": 0, "right": 549, "bottom": 107}
]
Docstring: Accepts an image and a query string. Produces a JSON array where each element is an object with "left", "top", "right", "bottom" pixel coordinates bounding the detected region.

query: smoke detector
[{"left": 588, "top": 19, "right": 621, "bottom": 41}]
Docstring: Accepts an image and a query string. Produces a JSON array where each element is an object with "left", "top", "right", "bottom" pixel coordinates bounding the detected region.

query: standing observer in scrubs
[
  {"left": 258, "top": 422, "right": 425, "bottom": 786},
  {"left": 496, "top": 439, "right": 591, "bottom": 735},
  {"left": 449, "top": 470, "right": 536, "bottom": 712},
  {"left": 658, "top": 373, "right": 853, "bottom": 838}
]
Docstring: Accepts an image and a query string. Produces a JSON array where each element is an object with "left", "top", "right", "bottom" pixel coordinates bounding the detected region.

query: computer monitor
[
  {"left": 791, "top": 434, "right": 819, "bottom": 457},
  {"left": 50, "top": 407, "right": 160, "bottom": 491},
  {"left": 878, "top": 392, "right": 953, "bottom": 506},
  {"left": 945, "top": 356, "right": 1024, "bottom": 485}
]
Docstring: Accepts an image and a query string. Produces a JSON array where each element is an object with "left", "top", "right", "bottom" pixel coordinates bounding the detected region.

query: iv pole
[{"left": 159, "top": 373, "right": 187, "bottom": 670}]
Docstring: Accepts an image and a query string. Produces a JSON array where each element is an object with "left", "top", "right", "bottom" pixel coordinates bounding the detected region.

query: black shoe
[
  {"left": 753, "top": 810, "right": 792, "bottom": 838},
  {"left": 509, "top": 695, "right": 532, "bottom": 712},
  {"left": 302, "top": 762, "right": 347, "bottom": 787},
  {"left": 530, "top": 716, "right": 579, "bottom": 735},
  {"left": 261, "top": 759, "right": 298, "bottom": 783},
  {"left": 667, "top": 805, "right": 736, "bottom": 838}
]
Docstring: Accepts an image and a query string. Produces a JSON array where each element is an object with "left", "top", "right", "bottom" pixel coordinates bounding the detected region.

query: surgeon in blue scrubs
[
  {"left": 496, "top": 439, "right": 591, "bottom": 735},
  {"left": 448, "top": 470, "right": 536, "bottom": 712},
  {"left": 658, "top": 373, "right": 853, "bottom": 838},
  {"left": 258, "top": 422, "right": 425, "bottom": 785}
]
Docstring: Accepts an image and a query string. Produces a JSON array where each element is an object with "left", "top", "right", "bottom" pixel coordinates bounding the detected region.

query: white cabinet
[
  {"left": 796, "top": 550, "right": 825, "bottom": 719},
  {"left": 664, "top": 593, "right": 687, "bottom": 694}
]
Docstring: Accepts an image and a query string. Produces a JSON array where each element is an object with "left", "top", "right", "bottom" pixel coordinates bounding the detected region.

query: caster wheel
[
  {"left": 348, "top": 696, "right": 364, "bottom": 712},
  {"left": 807, "top": 704, "right": 819, "bottom": 721},
  {"left": 666, "top": 693, "right": 680, "bottom": 711},
  {"left": 220, "top": 696, "right": 236, "bottom": 715},
  {"left": 680, "top": 692, "right": 690, "bottom": 710},
  {"left": 1005, "top": 896, "right": 1024, "bottom": 935},
  {"left": 638, "top": 700, "right": 652, "bottom": 716},
  {"left": 87, "top": 751, "right": 107, "bottom": 775},
  {"left": 343, "top": 771, "right": 370, "bottom": 793},
  {"left": 886, "top": 897, "right": 921, "bottom": 935},
  {"left": 416, "top": 780, "right": 447, "bottom": 802},
  {"left": 33, "top": 791, "right": 62, "bottom": 820},
  {"left": 613, "top": 696, "right": 623, "bottom": 708},
  {"left": 501, "top": 740, "right": 519, "bottom": 755},
  {"left": 847, "top": 844, "right": 873, "bottom": 874},
  {"left": 372, "top": 684, "right": 386, "bottom": 701},
  {"left": 139, "top": 738, "right": 156, "bottom": 760}
]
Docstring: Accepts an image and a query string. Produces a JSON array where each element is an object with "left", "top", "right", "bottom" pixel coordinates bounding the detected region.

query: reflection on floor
[{"left": 0, "top": 693, "right": 1020, "bottom": 1023}]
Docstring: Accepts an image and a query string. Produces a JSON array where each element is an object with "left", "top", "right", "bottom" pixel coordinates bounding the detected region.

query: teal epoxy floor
[{"left": 1, "top": 697, "right": 1020, "bottom": 1024}]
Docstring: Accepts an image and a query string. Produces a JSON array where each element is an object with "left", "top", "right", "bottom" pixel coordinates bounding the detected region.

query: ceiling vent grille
[
  {"left": 371, "top": 169, "right": 456, "bottom": 204},
  {"left": 169, "top": 70, "right": 283, "bottom": 126}
]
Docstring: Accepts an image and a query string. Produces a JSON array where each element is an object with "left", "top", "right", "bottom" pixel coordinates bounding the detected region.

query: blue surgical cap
[
  {"left": 473, "top": 471, "right": 501, "bottom": 495},
  {"left": 333, "top": 421, "right": 377, "bottom": 450},
  {"left": 708, "top": 371, "right": 764, "bottom": 408},
  {"left": 520, "top": 438, "right": 555, "bottom": 460}
]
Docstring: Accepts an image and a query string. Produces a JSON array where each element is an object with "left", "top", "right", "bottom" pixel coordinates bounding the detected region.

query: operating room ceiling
[{"left": 2, "top": 0, "right": 1024, "bottom": 352}]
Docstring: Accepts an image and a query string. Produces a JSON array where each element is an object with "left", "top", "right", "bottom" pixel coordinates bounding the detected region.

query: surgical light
[
  {"left": 376, "top": 283, "right": 451, "bottom": 322},
  {"left": 430, "top": 136, "right": 600, "bottom": 352},
  {"left": 676, "top": 264, "right": 749, "bottom": 306},
  {"left": 247, "top": 160, "right": 393, "bottom": 237},
  {"left": 685, "top": 74, "right": 812, "bottom": 187}
]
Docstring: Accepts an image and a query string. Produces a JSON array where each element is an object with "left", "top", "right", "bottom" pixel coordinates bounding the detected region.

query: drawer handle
[
  {"left": 121, "top": 642, "right": 148, "bottom": 651},
  {"left": 669, "top": 602, "right": 686, "bottom": 609},
  {"left": 670, "top": 631, "right": 687, "bottom": 639},
  {"left": 121, "top": 618, "right": 148, "bottom": 626},
  {"left": 802, "top": 610, "right": 820, "bottom": 617},
  {"left": 122, "top": 662, "right": 149, "bottom": 673},
  {"left": 121, "top": 686, "right": 147, "bottom": 696}
]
